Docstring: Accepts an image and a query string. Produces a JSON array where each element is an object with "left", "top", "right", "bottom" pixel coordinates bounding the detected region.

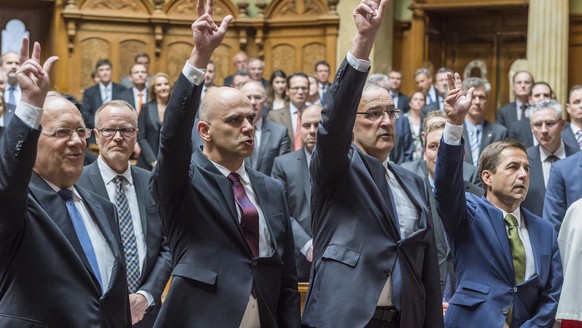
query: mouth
[
  {"left": 243, "top": 138, "right": 254, "bottom": 147},
  {"left": 378, "top": 132, "right": 393, "bottom": 140}
]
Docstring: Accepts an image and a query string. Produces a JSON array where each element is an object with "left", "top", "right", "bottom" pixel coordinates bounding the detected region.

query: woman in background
[
  {"left": 266, "top": 69, "right": 287, "bottom": 113},
  {"left": 405, "top": 90, "right": 426, "bottom": 160},
  {"left": 137, "top": 72, "right": 173, "bottom": 170}
]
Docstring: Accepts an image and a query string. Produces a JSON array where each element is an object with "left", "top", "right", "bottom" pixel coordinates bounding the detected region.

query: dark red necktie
[{"left": 228, "top": 172, "right": 259, "bottom": 258}]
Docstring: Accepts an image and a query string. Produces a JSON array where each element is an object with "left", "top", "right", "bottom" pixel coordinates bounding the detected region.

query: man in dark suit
[
  {"left": 302, "top": 1, "right": 443, "bottom": 327},
  {"left": 268, "top": 72, "right": 309, "bottom": 150},
  {"left": 82, "top": 59, "right": 127, "bottom": 131},
  {"left": 223, "top": 51, "right": 249, "bottom": 87},
  {"left": 272, "top": 104, "right": 322, "bottom": 282},
  {"left": 314, "top": 60, "right": 331, "bottom": 103},
  {"left": 388, "top": 70, "right": 410, "bottom": 113},
  {"left": 0, "top": 38, "right": 130, "bottom": 327},
  {"left": 78, "top": 100, "right": 171, "bottom": 327},
  {"left": 248, "top": 58, "right": 268, "bottom": 87},
  {"left": 496, "top": 70, "right": 534, "bottom": 128},
  {"left": 118, "top": 63, "right": 149, "bottom": 115},
  {"left": 149, "top": 6, "right": 300, "bottom": 327},
  {"left": 241, "top": 81, "right": 291, "bottom": 175},
  {"left": 522, "top": 100, "right": 579, "bottom": 217},
  {"left": 435, "top": 72, "right": 562, "bottom": 327},
  {"left": 563, "top": 85, "right": 582, "bottom": 151},
  {"left": 507, "top": 81, "right": 554, "bottom": 148},
  {"left": 419, "top": 68, "right": 454, "bottom": 129},
  {"left": 461, "top": 77, "right": 508, "bottom": 167},
  {"left": 415, "top": 68, "right": 439, "bottom": 107},
  {"left": 402, "top": 119, "right": 483, "bottom": 300}
]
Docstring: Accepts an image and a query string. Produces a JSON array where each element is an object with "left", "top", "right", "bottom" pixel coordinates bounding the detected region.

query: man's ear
[{"left": 198, "top": 120, "right": 211, "bottom": 142}]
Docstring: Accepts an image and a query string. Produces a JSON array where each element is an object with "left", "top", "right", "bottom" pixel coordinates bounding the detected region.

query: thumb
[
  {"left": 43, "top": 56, "right": 59, "bottom": 76},
  {"left": 465, "top": 87, "right": 474, "bottom": 103},
  {"left": 218, "top": 15, "right": 233, "bottom": 33}
]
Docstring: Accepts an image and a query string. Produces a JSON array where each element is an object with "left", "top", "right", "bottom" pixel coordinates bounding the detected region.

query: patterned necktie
[
  {"left": 547, "top": 154, "right": 559, "bottom": 164},
  {"left": 294, "top": 109, "right": 302, "bottom": 151},
  {"left": 470, "top": 129, "right": 480, "bottom": 166},
  {"left": 520, "top": 104, "right": 527, "bottom": 120},
  {"left": 58, "top": 189, "right": 103, "bottom": 291},
  {"left": 102, "top": 86, "right": 110, "bottom": 103},
  {"left": 137, "top": 92, "right": 144, "bottom": 116},
  {"left": 576, "top": 130, "right": 582, "bottom": 150},
  {"left": 227, "top": 173, "right": 259, "bottom": 258},
  {"left": 504, "top": 214, "right": 526, "bottom": 284},
  {"left": 114, "top": 176, "right": 141, "bottom": 293},
  {"left": 7, "top": 86, "right": 16, "bottom": 106}
]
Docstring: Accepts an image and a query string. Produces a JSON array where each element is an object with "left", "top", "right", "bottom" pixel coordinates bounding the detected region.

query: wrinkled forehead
[
  {"left": 42, "top": 96, "right": 83, "bottom": 127},
  {"left": 361, "top": 86, "right": 392, "bottom": 106}
]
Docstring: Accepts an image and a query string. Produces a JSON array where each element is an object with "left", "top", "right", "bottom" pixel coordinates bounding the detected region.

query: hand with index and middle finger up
[
  {"left": 444, "top": 72, "right": 474, "bottom": 126},
  {"left": 16, "top": 37, "right": 59, "bottom": 109},
  {"left": 188, "top": 0, "right": 233, "bottom": 68}
]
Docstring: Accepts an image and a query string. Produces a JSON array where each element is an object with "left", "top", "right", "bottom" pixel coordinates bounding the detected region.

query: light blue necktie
[
  {"left": 114, "top": 176, "right": 141, "bottom": 293},
  {"left": 58, "top": 189, "right": 103, "bottom": 292},
  {"left": 8, "top": 86, "right": 16, "bottom": 106}
]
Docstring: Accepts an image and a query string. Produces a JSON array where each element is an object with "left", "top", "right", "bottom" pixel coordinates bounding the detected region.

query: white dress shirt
[{"left": 539, "top": 142, "right": 566, "bottom": 187}]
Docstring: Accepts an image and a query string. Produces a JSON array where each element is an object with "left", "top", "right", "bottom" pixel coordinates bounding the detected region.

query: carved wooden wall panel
[
  {"left": 271, "top": 44, "right": 296, "bottom": 74},
  {"left": 80, "top": 38, "right": 110, "bottom": 89}
]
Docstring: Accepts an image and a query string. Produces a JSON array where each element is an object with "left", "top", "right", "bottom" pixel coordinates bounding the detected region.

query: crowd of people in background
[{"left": 2, "top": 0, "right": 582, "bottom": 326}]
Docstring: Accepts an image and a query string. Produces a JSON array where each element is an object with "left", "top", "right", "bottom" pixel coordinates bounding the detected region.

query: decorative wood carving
[
  {"left": 82, "top": 0, "right": 146, "bottom": 13},
  {"left": 81, "top": 38, "right": 110, "bottom": 89},
  {"left": 302, "top": 43, "right": 325, "bottom": 72},
  {"left": 119, "top": 39, "right": 147, "bottom": 77},
  {"left": 272, "top": 44, "right": 295, "bottom": 73}
]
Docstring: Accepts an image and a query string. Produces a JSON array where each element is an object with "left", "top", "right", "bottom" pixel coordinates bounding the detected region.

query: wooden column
[
  {"left": 526, "top": 0, "right": 569, "bottom": 103},
  {"left": 371, "top": 0, "right": 393, "bottom": 74},
  {"left": 403, "top": 4, "right": 425, "bottom": 94}
]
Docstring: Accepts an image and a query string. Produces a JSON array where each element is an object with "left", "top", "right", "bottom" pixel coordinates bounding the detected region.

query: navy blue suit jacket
[
  {"left": 544, "top": 151, "right": 582, "bottom": 233},
  {"left": 435, "top": 138, "right": 562, "bottom": 328},
  {"left": 82, "top": 82, "right": 127, "bottom": 128},
  {"left": 302, "top": 59, "right": 443, "bottom": 328},
  {"left": 150, "top": 74, "right": 300, "bottom": 327}
]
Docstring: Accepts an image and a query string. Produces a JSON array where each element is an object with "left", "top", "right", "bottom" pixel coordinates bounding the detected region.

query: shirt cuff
[
  {"left": 443, "top": 122, "right": 464, "bottom": 145},
  {"left": 182, "top": 62, "right": 206, "bottom": 86},
  {"left": 15, "top": 102, "right": 43, "bottom": 129},
  {"left": 346, "top": 52, "right": 371, "bottom": 72},
  {"left": 300, "top": 239, "right": 313, "bottom": 256},
  {"left": 136, "top": 290, "right": 155, "bottom": 307}
]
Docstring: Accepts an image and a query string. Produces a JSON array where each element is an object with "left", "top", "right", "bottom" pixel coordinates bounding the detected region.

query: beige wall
[{"left": 571, "top": 0, "right": 582, "bottom": 14}]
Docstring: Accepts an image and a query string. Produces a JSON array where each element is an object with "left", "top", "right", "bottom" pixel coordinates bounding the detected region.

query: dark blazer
[
  {"left": 0, "top": 116, "right": 130, "bottom": 327},
  {"left": 522, "top": 144, "right": 579, "bottom": 217},
  {"left": 150, "top": 74, "right": 300, "bottom": 327},
  {"left": 401, "top": 159, "right": 483, "bottom": 296},
  {"left": 82, "top": 82, "right": 127, "bottom": 128},
  {"left": 561, "top": 124, "right": 582, "bottom": 152},
  {"left": 118, "top": 88, "right": 137, "bottom": 109},
  {"left": 435, "top": 138, "right": 562, "bottom": 328},
  {"left": 544, "top": 151, "right": 582, "bottom": 233},
  {"left": 301, "top": 59, "right": 443, "bottom": 328},
  {"left": 267, "top": 104, "right": 294, "bottom": 143},
  {"left": 244, "top": 118, "right": 291, "bottom": 175},
  {"left": 463, "top": 120, "right": 508, "bottom": 166},
  {"left": 137, "top": 101, "right": 162, "bottom": 170},
  {"left": 389, "top": 114, "right": 414, "bottom": 164},
  {"left": 78, "top": 161, "right": 172, "bottom": 327},
  {"left": 223, "top": 74, "right": 234, "bottom": 87},
  {"left": 496, "top": 102, "right": 519, "bottom": 128},
  {"left": 394, "top": 91, "right": 410, "bottom": 113},
  {"left": 508, "top": 118, "right": 534, "bottom": 148},
  {"left": 271, "top": 148, "right": 312, "bottom": 282}
]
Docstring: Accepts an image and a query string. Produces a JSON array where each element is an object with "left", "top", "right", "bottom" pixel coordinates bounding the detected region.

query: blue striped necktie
[{"left": 114, "top": 176, "right": 141, "bottom": 293}]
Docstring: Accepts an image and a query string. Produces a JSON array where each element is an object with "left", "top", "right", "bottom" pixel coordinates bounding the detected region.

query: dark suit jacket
[
  {"left": 267, "top": 104, "right": 294, "bottom": 143},
  {"left": 435, "top": 138, "right": 562, "bottom": 327},
  {"left": 394, "top": 91, "right": 410, "bottom": 113},
  {"left": 463, "top": 120, "right": 508, "bottom": 166},
  {"left": 223, "top": 74, "right": 234, "bottom": 87},
  {"left": 544, "top": 151, "right": 582, "bottom": 233},
  {"left": 420, "top": 102, "right": 440, "bottom": 133},
  {"left": 118, "top": 88, "right": 137, "bottom": 109},
  {"left": 508, "top": 118, "right": 534, "bottom": 148},
  {"left": 78, "top": 161, "right": 172, "bottom": 327},
  {"left": 82, "top": 82, "right": 127, "bottom": 128},
  {"left": 496, "top": 102, "right": 519, "bottom": 128},
  {"left": 401, "top": 159, "right": 483, "bottom": 296},
  {"left": 271, "top": 148, "right": 312, "bottom": 282},
  {"left": 137, "top": 101, "right": 162, "bottom": 170},
  {"left": 561, "top": 124, "right": 582, "bottom": 152},
  {"left": 522, "top": 144, "right": 579, "bottom": 217},
  {"left": 0, "top": 116, "right": 130, "bottom": 327},
  {"left": 389, "top": 114, "right": 414, "bottom": 164},
  {"left": 302, "top": 59, "right": 443, "bottom": 328},
  {"left": 150, "top": 74, "right": 300, "bottom": 327},
  {"left": 244, "top": 118, "right": 291, "bottom": 175}
]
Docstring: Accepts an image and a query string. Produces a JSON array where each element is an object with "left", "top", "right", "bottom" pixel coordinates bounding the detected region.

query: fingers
[
  {"left": 197, "top": 0, "right": 204, "bottom": 17},
  {"left": 377, "top": 0, "right": 390, "bottom": 17},
  {"left": 32, "top": 42, "right": 41, "bottom": 63},
  {"left": 454, "top": 72, "right": 462, "bottom": 90},
  {"left": 43, "top": 56, "right": 60, "bottom": 76},
  {"left": 447, "top": 72, "right": 455, "bottom": 91},
  {"left": 354, "top": 1, "right": 375, "bottom": 16},
  {"left": 206, "top": 0, "right": 213, "bottom": 16},
  {"left": 19, "top": 37, "right": 30, "bottom": 64},
  {"left": 219, "top": 15, "right": 233, "bottom": 33},
  {"left": 465, "top": 87, "right": 475, "bottom": 103}
]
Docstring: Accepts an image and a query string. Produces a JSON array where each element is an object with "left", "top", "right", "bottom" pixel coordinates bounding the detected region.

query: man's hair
[
  {"left": 529, "top": 81, "right": 553, "bottom": 97},
  {"left": 477, "top": 139, "right": 526, "bottom": 193},
  {"left": 423, "top": 110, "right": 447, "bottom": 131},
  {"left": 435, "top": 67, "right": 453, "bottom": 76},
  {"left": 128, "top": 63, "right": 147, "bottom": 75},
  {"left": 568, "top": 85, "right": 582, "bottom": 102},
  {"left": 388, "top": 69, "right": 402, "bottom": 75},
  {"left": 94, "top": 100, "right": 136, "bottom": 128},
  {"left": 414, "top": 68, "right": 432, "bottom": 78},
  {"left": 134, "top": 52, "right": 150, "bottom": 63},
  {"left": 529, "top": 99, "right": 562, "bottom": 119},
  {"left": 207, "top": 60, "right": 215, "bottom": 68},
  {"left": 462, "top": 77, "right": 487, "bottom": 95},
  {"left": 0, "top": 51, "right": 18, "bottom": 66},
  {"left": 367, "top": 74, "right": 389, "bottom": 90},
  {"left": 286, "top": 72, "right": 310, "bottom": 89},
  {"left": 423, "top": 121, "right": 446, "bottom": 147},
  {"left": 94, "top": 58, "right": 112, "bottom": 71},
  {"left": 314, "top": 60, "right": 330, "bottom": 71},
  {"left": 248, "top": 58, "right": 264, "bottom": 68},
  {"left": 512, "top": 70, "right": 534, "bottom": 84}
]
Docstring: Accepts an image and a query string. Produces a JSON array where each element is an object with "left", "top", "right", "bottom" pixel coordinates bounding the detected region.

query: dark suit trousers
[{"left": 365, "top": 319, "right": 400, "bottom": 328}]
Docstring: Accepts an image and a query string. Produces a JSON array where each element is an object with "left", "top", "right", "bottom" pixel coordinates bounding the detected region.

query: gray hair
[
  {"left": 368, "top": 73, "right": 390, "bottom": 90},
  {"left": 414, "top": 68, "right": 431, "bottom": 78},
  {"left": 94, "top": 100, "right": 137, "bottom": 128},
  {"left": 529, "top": 99, "right": 562, "bottom": 119},
  {"left": 462, "top": 77, "right": 488, "bottom": 95}
]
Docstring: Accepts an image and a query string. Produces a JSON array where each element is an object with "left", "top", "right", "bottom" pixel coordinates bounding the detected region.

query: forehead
[
  {"left": 388, "top": 72, "right": 401, "bottom": 78},
  {"left": 532, "top": 84, "right": 551, "bottom": 94},
  {"left": 213, "top": 89, "right": 252, "bottom": 114},
  {"left": 248, "top": 60, "right": 262, "bottom": 68},
  {"left": 155, "top": 76, "right": 169, "bottom": 84},
  {"left": 425, "top": 128, "right": 444, "bottom": 143},
  {"left": 473, "top": 86, "right": 487, "bottom": 96},
  {"left": 570, "top": 89, "right": 582, "bottom": 101},
  {"left": 100, "top": 105, "right": 135, "bottom": 122},
  {"left": 131, "top": 64, "right": 147, "bottom": 73},
  {"left": 316, "top": 64, "right": 329, "bottom": 71},
  {"left": 302, "top": 107, "right": 322, "bottom": 122},
  {"left": 361, "top": 87, "right": 391, "bottom": 105},
  {"left": 514, "top": 72, "right": 532, "bottom": 83},
  {"left": 498, "top": 147, "right": 528, "bottom": 164},
  {"left": 241, "top": 83, "right": 265, "bottom": 96},
  {"left": 42, "top": 97, "right": 83, "bottom": 126},
  {"left": 435, "top": 72, "right": 448, "bottom": 80},
  {"left": 289, "top": 75, "right": 308, "bottom": 86},
  {"left": 2, "top": 53, "right": 18, "bottom": 63},
  {"left": 136, "top": 56, "right": 149, "bottom": 63},
  {"left": 530, "top": 107, "right": 559, "bottom": 121},
  {"left": 415, "top": 73, "right": 428, "bottom": 81}
]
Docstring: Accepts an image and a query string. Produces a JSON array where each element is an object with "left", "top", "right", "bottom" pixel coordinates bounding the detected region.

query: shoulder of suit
[{"left": 77, "top": 184, "right": 114, "bottom": 209}]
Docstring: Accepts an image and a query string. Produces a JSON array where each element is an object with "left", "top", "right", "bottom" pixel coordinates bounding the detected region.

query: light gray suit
[
  {"left": 268, "top": 104, "right": 294, "bottom": 143},
  {"left": 245, "top": 118, "right": 291, "bottom": 175}
]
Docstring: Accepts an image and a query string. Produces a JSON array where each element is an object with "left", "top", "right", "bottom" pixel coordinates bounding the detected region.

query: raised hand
[
  {"left": 444, "top": 72, "right": 474, "bottom": 125},
  {"left": 349, "top": 0, "right": 389, "bottom": 59},
  {"left": 188, "top": 0, "right": 233, "bottom": 68},
  {"left": 17, "top": 37, "right": 59, "bottom": 108}
]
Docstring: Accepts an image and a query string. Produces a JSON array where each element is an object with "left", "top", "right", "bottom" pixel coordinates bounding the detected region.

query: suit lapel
[
  {"left": 485, "top": 204, "right": 514, "bottom": 271},
  {"left": 298, "top": 150, "right": 311, "bottom": 206},
  {"left": 522, "top": 211, "right": 543, "bottom": 276},
  {"left": 480, "top": 121, "right": 494, "bottom": 152},
  {"left": 247, "top": 170, "right": 276, "bottom": 254},
  {"left": 131, "top": 168, "right": 148, "bottom": 237},
  {"left": 389, "top": 165, "right": 427, "bottom": 233}
]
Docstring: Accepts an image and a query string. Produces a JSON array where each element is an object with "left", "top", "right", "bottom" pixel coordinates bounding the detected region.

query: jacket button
[
  {"left": 503, "top": 308, "right": 509, "bottom": 315},
  {"left": 252, "top": 260, "right": 258, "bottom": 266},
  {"left": 513, "top": 287, "right": 518, "bottom": 293},
  {"left": 385, "top": 269, "right": 391, "bottom": 276}
]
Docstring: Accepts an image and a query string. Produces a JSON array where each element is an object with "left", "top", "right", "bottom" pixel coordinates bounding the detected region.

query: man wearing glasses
[
  {"left": 0, "top": 39, "right": 131, "bottom": 327},
  {"left": 302, "top": 0, "right": 443, "bottom": 326},
  {"left": 78, "top": 100, "right": 171, "bottom": 327}
]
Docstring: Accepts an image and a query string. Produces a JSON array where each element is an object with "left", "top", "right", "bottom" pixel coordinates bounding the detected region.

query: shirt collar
[
  {"left": 539, "top": 141, "right": 566, "bottom": 162},
  {"left": 97, "top": 156, "right": 133, "bottom": 186},
  {"left": 465, "top": 119, "right": 483, "bottom": 133},
  {"left": 501, "top": 207, "right": 523, "bottom": 228},
  {"left": 254, "top": 117, "right": 263, "bottom": 131},
  {"left": 42, "top": 177, "right": 83, "bottom": 201},
  {"left": 209, "top": 159, "right": 251, "bottom": 185}
]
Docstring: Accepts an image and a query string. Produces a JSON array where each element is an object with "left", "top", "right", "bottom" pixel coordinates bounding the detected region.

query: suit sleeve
[
  {"left": 82, "top": 88, "right": 97, "bottom": 128},
  {"left": 139, "top": 231, "right": 172, "bottom": 306},
  {"left": 0, "top": 115, "right": 40, "bottom": 259},
  {"left": 150, "top": 74, "right": 201, "bottom": 208},
  {"left": 543, "top": 163, "right": 567, "bottom": 235},
  {"left": 496, "top": 107, "right": 506, "bottom": 127},
  {"left": 434, "top": 139, "right": 470, "bottom": 237},
  {"left": 400, "top": 116, "right": 414, "bottom": 162},
  {"left": 137, "top": 103, "right": 157, "bottom": 166},
  {"left": 278, "top": 130, "right": 291, "bottom": 157}
]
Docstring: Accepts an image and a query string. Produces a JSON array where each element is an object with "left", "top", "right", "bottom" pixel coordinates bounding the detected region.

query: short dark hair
[
  {"left": 529, "top": 81, "right": 553, "bottom": 97},
  {"left": 477, "top": 139, "right": 526, "bottom": 194},
  {"left": 314, "top": 60, "right": 330, "bottom": 71},
  {"left": 94, "top": 59, "right": 112, "bottom": 71},
  {"left": 286, "top": 72, "right": 310, "bottom": 89}
]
